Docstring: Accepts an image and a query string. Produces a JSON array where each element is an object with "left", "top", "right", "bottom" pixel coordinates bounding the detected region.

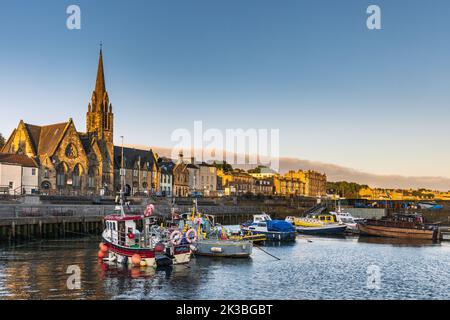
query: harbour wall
[{"left": 0, "top": 203, "right": 268, "bottom": 241}]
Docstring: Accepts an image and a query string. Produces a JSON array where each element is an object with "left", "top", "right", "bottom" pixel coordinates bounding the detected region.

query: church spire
[
  {"left": 95, "top": 43, "right": 106, "bottom": 94},
  {"left": 87, "top": 45, "right": 113, "bottom": 140}
]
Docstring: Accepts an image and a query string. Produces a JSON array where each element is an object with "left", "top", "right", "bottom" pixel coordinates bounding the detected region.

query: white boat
[{"left": 330, "top": 209, "right": 364, "bottom": 233}]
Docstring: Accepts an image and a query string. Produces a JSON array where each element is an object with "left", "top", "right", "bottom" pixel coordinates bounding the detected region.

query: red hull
[{"left": 103, "top": 239, "right": 156, "bottom": 258}]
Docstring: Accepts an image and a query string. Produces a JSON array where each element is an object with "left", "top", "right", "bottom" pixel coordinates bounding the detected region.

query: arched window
[
  {"left": 72, "top": 164, "right": 83, "bottom": 188},
  {"left": 88, "top": 166, "right": 98, "bottom": 189},
  {"left": 56, "top": 163, "right": 68, "bottom": 187},
  {"left": 41, "top": 181, "right": 51, "bottom": 190}
]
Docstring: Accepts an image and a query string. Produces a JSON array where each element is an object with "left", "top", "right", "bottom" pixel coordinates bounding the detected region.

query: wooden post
[{"left": 11, "top": 221, "right": 16, "bottom": 239}]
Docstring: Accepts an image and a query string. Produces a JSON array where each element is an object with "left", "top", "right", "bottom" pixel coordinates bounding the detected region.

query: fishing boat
[
  {"left": 357, "top": 213, "right": 438, "bottom": 240},
  {"left": 100, "top": 202, "right": 191, "bottom": 267},
  {"left": 286, "top": 213, "right": 347, "bottom": 235},
  {"left": 99, "top": 139, "right": 191, "bottom": 267},
  {"left": 178, "top": 200, "right": 257, "bottom": 258},
  {"left": 241, "top": 213, "right": 296, "bottom": 242}
]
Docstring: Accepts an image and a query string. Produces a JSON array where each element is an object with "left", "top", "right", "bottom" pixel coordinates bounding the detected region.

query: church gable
[
  {"left": 52, "top": 121, "right": 89, "bottom": 172},
  {"left": 2, "top": 121, "right": 38, "bottom": 157}
]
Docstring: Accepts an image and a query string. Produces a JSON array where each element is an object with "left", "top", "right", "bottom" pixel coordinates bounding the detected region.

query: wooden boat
[{"left": 357, "top": 213, "right": 438, "bottom": 240}]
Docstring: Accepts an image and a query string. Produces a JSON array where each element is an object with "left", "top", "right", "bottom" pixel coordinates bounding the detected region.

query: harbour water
[{"left": 1, "top": 233, "right": 450, "bottom": 300}]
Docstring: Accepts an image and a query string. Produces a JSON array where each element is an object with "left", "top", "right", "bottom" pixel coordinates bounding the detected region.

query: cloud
[{"left": 126, "top": 144, "right": 450, "bottom": 191}]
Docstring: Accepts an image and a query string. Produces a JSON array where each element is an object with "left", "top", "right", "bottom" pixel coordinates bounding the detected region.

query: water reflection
[
  {"left": 357, "top": 236, "right": 437, "bottom": 247},
  {"left": 1, "top": 237, "right": 450, "bottom": 299}
]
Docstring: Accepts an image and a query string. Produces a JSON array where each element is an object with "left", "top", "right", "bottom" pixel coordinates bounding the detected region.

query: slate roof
[
  {"left": 113, "top": 146, "right": 158, "bottom": 170},
  {"left": 0, "top": 153, "right": 38, "bottom": 167}
]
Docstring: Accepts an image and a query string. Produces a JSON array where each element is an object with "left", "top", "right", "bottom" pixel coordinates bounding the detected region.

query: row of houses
[
  {"left": 218, "top": 168, "right": 327, "bottom": 197},
  {"left": 0, "top": 148, "right": 327, "bottom": 198}
]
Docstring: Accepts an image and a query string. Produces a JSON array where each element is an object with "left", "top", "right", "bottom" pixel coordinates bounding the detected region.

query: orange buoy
[
  {"left": 98, "top": 250, "right": 105, "bottom": 259},
  {"left": 100, "top": 243, "right": 108, "bottom": 253},
  {"left": 131, "top": 254, "right": 141, "bottom": 266}
]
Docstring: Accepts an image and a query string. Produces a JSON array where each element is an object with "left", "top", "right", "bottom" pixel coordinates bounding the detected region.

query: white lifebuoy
[
  {"left": 185, "top": 229, "right": 197, "bottom": 243},
  {"left": 170, "top": 230, "right": 182, "bottom": 245}
]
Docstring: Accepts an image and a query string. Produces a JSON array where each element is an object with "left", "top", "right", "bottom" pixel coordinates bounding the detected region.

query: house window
[
  {"left": 133, "top": 170, "right": 138, "bottom": 177},
  {"left": 44, "top": 168, "right": 49, "bottom": 178},
  {"left": 31, "top": 168, "right": 36, "bottom": 176},
  {"left": 143, "top": 171, "right": 147, "bottom": 178},
  {"left": 8, "top": 181, "right": 13, "bottom": 189}
]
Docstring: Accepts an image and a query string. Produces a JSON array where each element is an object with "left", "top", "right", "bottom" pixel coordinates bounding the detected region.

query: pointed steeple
[
  {"left": 87, "top": 44, "right": 113, "bottom": 140},
  {"left": 95, "top": 44, "right": 106, "bottom": 94}
]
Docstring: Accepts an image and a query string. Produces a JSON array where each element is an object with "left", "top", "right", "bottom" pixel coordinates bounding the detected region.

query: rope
[{"left": 253, "top": 243, "right": 281, "bottom": 260}]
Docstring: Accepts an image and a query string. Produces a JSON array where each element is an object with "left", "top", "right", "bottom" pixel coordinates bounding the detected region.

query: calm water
[{"left": 1, "top": 233, "right": 450, "bottom": 300}]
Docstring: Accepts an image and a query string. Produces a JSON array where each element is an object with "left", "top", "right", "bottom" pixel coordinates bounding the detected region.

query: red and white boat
[{"left": 99, "top": 201, "right": 191, "bottom": 268}]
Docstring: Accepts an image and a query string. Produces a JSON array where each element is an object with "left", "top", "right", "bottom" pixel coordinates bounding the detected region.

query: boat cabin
[
  {"left": 252, "top": 213, "right": 272, "bottom": 223},
  {"left": 309, "top": 213, "right": 337, "bottom": 224},
  {"left": 103, "top": 214, "right": 145, "bottom": 247}
]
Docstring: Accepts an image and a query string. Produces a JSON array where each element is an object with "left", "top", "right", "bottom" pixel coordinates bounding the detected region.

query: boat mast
[{"left": 120, "top": 135, "right": 125, "bottom": 217}]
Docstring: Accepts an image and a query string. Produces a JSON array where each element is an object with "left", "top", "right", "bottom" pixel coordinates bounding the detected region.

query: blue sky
[{"left": 0, "top": 0, "right": 450, "bottom": 179}]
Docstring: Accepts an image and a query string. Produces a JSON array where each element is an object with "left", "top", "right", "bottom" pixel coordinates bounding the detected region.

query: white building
[
  {"left": 159, "top": 161, "right": 174, "bottom": 196},
  {"left": 186, "top": 163, "right": 200, "bottom": 193},
  {"left": 198, "top": 163, "right": 217, "bottom": 196},
  {"left": 0, "top": 154, "right": 39, "bottom": 195}
]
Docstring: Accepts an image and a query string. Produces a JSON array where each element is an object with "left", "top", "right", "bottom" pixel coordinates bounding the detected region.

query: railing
[{"left": 0, "top": 205, "right": 146, "bottom": 219}]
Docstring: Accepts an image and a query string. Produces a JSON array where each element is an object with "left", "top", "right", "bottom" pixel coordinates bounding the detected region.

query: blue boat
[
  {"left": 295, "top": 224, "right": 347, "bottom": 235},
  {"left": 241, "top": 213, "right": 296, "bottom": 242}
]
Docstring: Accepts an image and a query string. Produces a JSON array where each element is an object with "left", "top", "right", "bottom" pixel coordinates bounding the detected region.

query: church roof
[{"left": 32, "top": 122, "right": 69, "bottom": 156}]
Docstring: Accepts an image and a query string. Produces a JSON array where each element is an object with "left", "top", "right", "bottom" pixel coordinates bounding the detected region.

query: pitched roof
[
  {"left": 2, "top": 120, "right": 84, "bottom": 159},
  {"left": 159, "top": 161, "right": 175, "bottom": 174},
  {"left": 0, "top": 153, "right": 38, "bottom": 167},
  {"left": 33, "top": 122, "right": 69, "bottom": 156},
  {"left": 113, "top": 146, "right": 158, "bottom": 170}
]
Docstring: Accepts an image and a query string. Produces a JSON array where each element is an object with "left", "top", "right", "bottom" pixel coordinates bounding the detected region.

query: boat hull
[
  {"left": 192, "top": 240, "right": 252, "bottom": 258},
  {"left": 296, "top": 224, "right": 347, "bottom": 235},
  {"left": 102, "top": 238, "right": 191, "bottom": 266},
  {"left": 242, "top": 229, "right": 296, "bottom": 242},
  {"left": 358, "top": 224, "right": 436, "bottom": 240},
  {"left": 103, "top": 237, "right": 156, "bottom": 258}
]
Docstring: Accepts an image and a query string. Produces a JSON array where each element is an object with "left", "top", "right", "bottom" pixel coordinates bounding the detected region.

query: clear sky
[{"left": 0, "top": 0, "right": 449, "bottom": 179}]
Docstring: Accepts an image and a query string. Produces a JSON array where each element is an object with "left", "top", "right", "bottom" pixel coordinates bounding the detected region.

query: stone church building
[{"left": 1, "top": 49, "right": 114, "bottom": 195}]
